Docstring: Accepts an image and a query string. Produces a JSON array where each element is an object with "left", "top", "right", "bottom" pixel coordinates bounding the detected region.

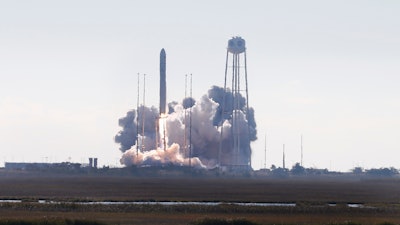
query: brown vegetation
[{"left": 0, "top": 172, "right": 399, "bottom": 224}]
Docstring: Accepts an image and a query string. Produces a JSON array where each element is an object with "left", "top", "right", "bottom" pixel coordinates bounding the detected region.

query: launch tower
[{"left": 219, "top": 36, "right": 251, "bottom": 170}]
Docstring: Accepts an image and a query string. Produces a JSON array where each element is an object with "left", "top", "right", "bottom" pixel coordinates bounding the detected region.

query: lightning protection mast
[
  {"left": 218, "top": 36, "right": 251, "bottom": 171},
  {"left": 136, "top": 73, "right": 140, "bottom": 157},
  {"left": 141, "top": 74, "right": 146, "bottom": 152}
]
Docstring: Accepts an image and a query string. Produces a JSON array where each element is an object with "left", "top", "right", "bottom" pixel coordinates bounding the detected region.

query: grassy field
[{"left": 0, "top": 171, "right": 399, "bottom": 225}]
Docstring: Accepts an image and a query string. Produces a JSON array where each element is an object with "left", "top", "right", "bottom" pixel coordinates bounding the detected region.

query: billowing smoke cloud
[
  {"left": 114, "top": 110, "right": 136, "bottom": 152},
  {"left": 115, "top": 86, "right": 257, "bottom": 169},
  {"left": 182, "top": 97, "right": 196, "bottom": 109},
  {"left": 114, "top": 106, "right": 159, "bottom": 152}
]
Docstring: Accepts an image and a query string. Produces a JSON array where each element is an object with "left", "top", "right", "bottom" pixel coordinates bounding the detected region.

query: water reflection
[{"left": 0, "top": 199, "right": 368, "bottom": 208}]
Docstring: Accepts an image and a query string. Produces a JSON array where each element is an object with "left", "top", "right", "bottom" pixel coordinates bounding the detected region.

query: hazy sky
[{"left": 1, "top": 1, "right": 399, "bottom": 171}]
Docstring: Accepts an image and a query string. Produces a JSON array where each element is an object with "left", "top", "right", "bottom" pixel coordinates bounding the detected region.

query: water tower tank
[{"left": 227, "top": 37, "right": 246, "bottom": 54}]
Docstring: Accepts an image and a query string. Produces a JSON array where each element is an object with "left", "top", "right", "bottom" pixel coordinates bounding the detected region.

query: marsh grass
[
  {"left": 1, "top": 175, "right": 399, "bottom": 203},
  {"left": 0, "top": 174, "right": 399, "bottom": 225},
  {"left": 189, "top": 219, "right": 400, "bottom": 225},
  {"left": 189, "top": 218, "right": 260, "bottom": 225},
  {"left": 1, "top": 202, "right": 399, "bottom": 225},
  {"left": 1, "top": 202, "right": 398, "bottom": 214}
]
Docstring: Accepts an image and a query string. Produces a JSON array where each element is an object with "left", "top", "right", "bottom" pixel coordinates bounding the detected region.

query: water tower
[{"left": 219, "top": 36, "right": 251, "bottom": 170}]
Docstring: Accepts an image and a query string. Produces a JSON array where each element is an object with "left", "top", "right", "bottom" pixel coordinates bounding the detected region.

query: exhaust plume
[{"left": 115, "top": 86, "right": 257, "bottom": 169}]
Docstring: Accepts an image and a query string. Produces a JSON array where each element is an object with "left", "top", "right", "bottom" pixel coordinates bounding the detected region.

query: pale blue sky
[{"left": 0, "top": 0, "right": 399, "bottom": 171}]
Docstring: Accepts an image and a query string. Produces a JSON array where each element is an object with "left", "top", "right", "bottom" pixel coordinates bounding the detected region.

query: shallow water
[
  {"left": 1, "top": 199, "right": 367, "bottom": 208},
  {"left": 0, "top": 200, "right": 22, "bottom": 203},
  {"left": 34, "top": 200, "right": 296, "bottom": 207}
]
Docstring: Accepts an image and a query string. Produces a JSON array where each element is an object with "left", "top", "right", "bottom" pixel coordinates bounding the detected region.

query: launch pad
[{"left": 116, "top": 37, "right": 256, "bottom": 172}]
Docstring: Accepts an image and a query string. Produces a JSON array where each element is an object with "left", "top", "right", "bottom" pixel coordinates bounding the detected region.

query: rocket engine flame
[{"left": 159, "top": 114, "right": 168, "bottom": 151}]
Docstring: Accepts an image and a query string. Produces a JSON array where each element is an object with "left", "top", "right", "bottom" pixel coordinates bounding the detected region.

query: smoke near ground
[
  {"left": 114, "top": 106, "right": 159, "bottom": 152},
  {"left": 114, "top": 110, "right": 136, "bottom": 152},
  {"left": 115, "top": 86, "right": 257, "bottom": 169}
]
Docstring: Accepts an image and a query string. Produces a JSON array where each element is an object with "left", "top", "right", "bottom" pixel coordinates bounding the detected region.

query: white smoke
[
  {"left": 120, "top": 143, "right": 205, "bottom": 168},
  {"left": 116, "top": 86, "right": 257, "bottom": 169}
]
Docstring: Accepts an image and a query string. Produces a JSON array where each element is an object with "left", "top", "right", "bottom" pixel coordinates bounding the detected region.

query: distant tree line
[
  {"left": 263, "top": 163, "right": 399, "bottom": 177},
  {"left": 352, "top": 166, "right": 399, "bottom": 177}
]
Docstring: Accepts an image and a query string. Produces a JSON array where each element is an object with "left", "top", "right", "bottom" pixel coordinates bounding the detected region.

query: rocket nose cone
[{"left": 160, "top": 48, "right": 166, "bottom": 56}]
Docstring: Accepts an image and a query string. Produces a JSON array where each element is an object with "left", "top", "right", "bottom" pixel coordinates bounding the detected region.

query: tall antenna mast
[
  {"left": 184, "top": 74, "right": 188, "bottom": 158},
  {"left": 264, "top": 133, "right": 267, "bottom": 169},
  {"left": 283, "top": 144, "right": 286, "bottom": 169},
  {"left": 189, "top": 74, "right": 193, "bottom": 168},
  {"left": 301, "top": 134, "right": 303, "bottom": 167},
  {"left": 244, "top": 49, "right": 251, "bottom": 168},
  {"left": 136, "top": 73, "right": 140, "bottom": 157},
  {"left": 141, "top": 74, "right": 146, "bottom": 152},
  {"left": 218, "top": 49, "right": 229, "bottom": 169}
]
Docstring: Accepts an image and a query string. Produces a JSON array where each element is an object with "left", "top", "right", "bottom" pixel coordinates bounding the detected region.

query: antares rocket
[
  {"left": 159, "top": 48, "right": 167, "bottom": 151},
  {"left": 159, "top": 48, "right": 167, "bottom": 115}
]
